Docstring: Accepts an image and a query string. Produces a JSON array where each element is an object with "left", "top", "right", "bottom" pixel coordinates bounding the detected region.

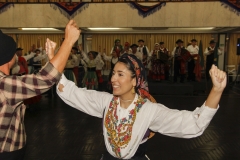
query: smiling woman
[{"left": 57, "top": 53, "right": 226, "bottom": 160}]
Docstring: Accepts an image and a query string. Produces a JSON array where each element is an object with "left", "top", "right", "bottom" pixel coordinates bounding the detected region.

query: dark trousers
[
  {"left": 174, "top": 60, "right": 185, "bottom": 83},
  {"left": 205, "top": 62, "right": 212, "bottom": 81},
  {"left": 187, "top": 59, "right": 195, "bottom": 81},
  {"left": 0, "top": 145, "right": 26, "bottom": 160},
  {"left": 102, "top": 142, "right": 148, "bottom": 160}
]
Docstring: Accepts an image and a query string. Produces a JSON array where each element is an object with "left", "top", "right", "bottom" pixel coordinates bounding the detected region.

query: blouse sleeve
[
  {"left": 56, "top": 75, "right": 112, "bottom": 118},
  {"left": 149, "top": 102, "right": 218, "bottom": 138}
]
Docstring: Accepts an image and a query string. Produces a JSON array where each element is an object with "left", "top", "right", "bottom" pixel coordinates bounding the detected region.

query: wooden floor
[{"left": 24, "top": 82, "right": 240, "bottom": 160}]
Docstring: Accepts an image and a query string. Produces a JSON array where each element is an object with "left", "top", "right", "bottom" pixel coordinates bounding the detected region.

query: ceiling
[{"left": 1, "top": 27, "right": 240, "bottom": 34}]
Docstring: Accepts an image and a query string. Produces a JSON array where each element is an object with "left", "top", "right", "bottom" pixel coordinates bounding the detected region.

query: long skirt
[
  {"left": 151, "top": 60, "right": 165, "bottom": 80},
  {"left": 82, "top": 71, "right": 98, "bottom": 90},
  {"left": 64, "top": 69, "right": 77, "bottom": 85}
]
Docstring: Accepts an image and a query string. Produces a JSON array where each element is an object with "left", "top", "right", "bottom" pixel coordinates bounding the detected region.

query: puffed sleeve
[
  {"left": 149, "top": 102, "right": 218, "bottom": 138},
  {"left": 57, "top": 74, "right": 113, "bottom": 118}
]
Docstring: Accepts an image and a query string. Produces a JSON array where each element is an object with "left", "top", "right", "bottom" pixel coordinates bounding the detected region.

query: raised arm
[
  {"left": 57, "top": 74, "right": 112, "bottom": 118},
  {"left": 49, "top": 20, "right": 80, "bottom": 73},
  {"left": 149, "top": 102, "right": 218, "bottom": 138},
  {"left": 149, "top": 65, "right": 225, "bottom": 138},
  {"left": 205, "top": 65, "right": 226, "bottom": 109},
  {"left": 1, "top": 62, "right": 61, "bottom": 106}
]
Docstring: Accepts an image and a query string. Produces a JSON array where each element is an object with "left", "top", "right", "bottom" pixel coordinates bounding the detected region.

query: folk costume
[
  {"left": 159, "top": 42, "right": 170, "bottom": 80},
  {"left": 204, "top": 40, "right": 222, "bottom": 81},
  {"left": 95, "top": 53, "right": 105, "bottom": 91},
  {"left": 64, "top": 54, "right": 78, "bottom": 85},
  {"left": 172, "top": 39, "right": 191, "bottom": 83},
  {"left": 137, "top": 39, "right": 149, "bottom": 59},
  {"left": 57, "top": 53, "right": 218, "bottom": 160},
  {"left": 110, "top": 39, "right": 123, "bottom": 57},
  {"left": 150, "top": 43, "right": 169, "bottom": 81},
  {"left": 82, "top": 51, "right": 101, "bottom": 90},
  {"left": 186, "top": 39, "right": 199, "bottom": 81},
  {"left": 102, "top": 53, "right": 119, "bottom": 93},
  {"left": 121, "top": 42, "right": 132, "bottom": 55}
]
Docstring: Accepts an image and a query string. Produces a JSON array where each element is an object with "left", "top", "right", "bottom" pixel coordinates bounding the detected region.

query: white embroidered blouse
[{"left": 57, "top": 75, "right": 218, "bottom": 159}]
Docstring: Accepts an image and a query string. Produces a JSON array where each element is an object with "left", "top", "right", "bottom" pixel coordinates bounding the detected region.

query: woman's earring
[{"left": 132, "top": 87, "right": 135, "bottom": 94}]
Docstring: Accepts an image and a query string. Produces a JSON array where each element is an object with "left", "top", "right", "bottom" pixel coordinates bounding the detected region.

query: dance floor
[{"left": 24, "top": 82, "right": 240, "bottom": 160}]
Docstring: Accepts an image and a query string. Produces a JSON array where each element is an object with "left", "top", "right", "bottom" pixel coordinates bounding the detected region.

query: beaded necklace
[{"left": 104, "top": 95, "right": 146, "bottom": 158}]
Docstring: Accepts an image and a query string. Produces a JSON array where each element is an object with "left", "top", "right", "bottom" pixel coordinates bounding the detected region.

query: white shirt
[
  {"left": 95, "top": 54, "right": 104, "bottom": 70},
  {"left": 57, "top": 75, "right": 218, "bottom": 159},
  {"left": 187, "top": 45, "right": 199, "bottom": 55},
  {"left": 204, "top": 47, "right": 222, "bottom": 56},
  {"left": 103, "top": 53, "right": 118, "bottom": 65},
  {"left": 137, "top": 46, "right": 149, "bottom": 56},
  {"left": 131, "top": 51, "right": 142, "bottom": 60},
  {"left": 81, "top": 51, "right": 101, "bottom": 68}
]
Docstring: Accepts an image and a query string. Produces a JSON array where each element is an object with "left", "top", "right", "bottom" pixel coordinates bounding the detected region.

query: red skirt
[{"left": 96, "top": 70, "right": 103, "bottom": 83}]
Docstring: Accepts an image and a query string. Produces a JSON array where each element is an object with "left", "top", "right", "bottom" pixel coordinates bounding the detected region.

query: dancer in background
[
  {"left": 150, "top": 43, "right": 164, "bottom": 81},
  {"left": 122, "top": 42, "right": 132, "bottom": 55},
  {"left": 172, "top": 39, "right": 191, "bottom": 83},
  {"left": 159, "top": 42, "right": 170, "bottom": 81},
  {"left": 64, "top": 52, "right": 78, "bottom": 85},
  {"left": 137, "top": 39, "right": 149, "bottom": 60},
  {"left": 81, "top": 50, "right": 101, "bottom": 90},
  {"left": 204, "top": 40, "right": 222, "bottom": 81},
  {"left": 102, "top": 49, "right": 119, "bottom": 93},
  {"left": 187, "top": 39, "right": 199, "bottom": 82},
  {"left": 110, "top": 39, "right": 123, "bottom": 57},
  {"left": 96, "top": 47, "right": 105, "bottom": 91}
]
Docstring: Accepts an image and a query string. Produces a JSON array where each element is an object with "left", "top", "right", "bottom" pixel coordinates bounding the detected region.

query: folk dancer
[
  {"left": 71, "top": 47, "right": 80, "bottom": 85},
  {"left": 82, "top": 51, "right": 101, "bottom": 90},
  {"left": 76, "top": 44, "right": 87, "bottom": 87},
  {"left": 102, "top": 50, "right": 119, "bottom": 93},
  {"left": 121, "top": 42, "right": 132, "bottom": 55},
  {"left": 95, "top": 49, "right": 105, "bottom": 91},
  {"left": 187, "top": 39, "right": 199, "bottom": 82},
  {"left": 64, "top": 52, "right": 78, "bottom": 85},
  {"left": 137, "top": 39, "right": 149, "bottom": 60},
  {"left": 110, "top": 39, "right": 123, "bottom": 57},
  {"left": 172, "top": 39, "right": 191, "bottom": 83},
  {"left": 0, "top": 20, "right": 80, "bottom": 159},
  {"left": 159, "top": 42, "right": 170, "bottom": 80},
  {"left": 204, "top": 40, "right": 222, "bottom": 81},
  {"left": 57, "top": 53, "right": 226, "bottom": 160},
  {"left": 149, "top": 43, "right": 164, "bottom": 81}
]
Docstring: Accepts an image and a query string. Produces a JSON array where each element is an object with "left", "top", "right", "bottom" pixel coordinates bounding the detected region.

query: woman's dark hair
[
  {"left": 117, "top": 56, "right": 136, "bottom": 79},
  {"left": 116, "top": 53, "right": 147, "bottom": 94},
  {"left": 88, "top": 51, "right": 97, "bottom": 59}
]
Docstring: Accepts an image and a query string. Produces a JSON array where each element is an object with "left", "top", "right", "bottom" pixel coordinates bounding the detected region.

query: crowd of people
[
  {"left": 0, "top": 20, "right": 227, "bottom": 160},
  {"left": 11, "top": 37, "right": 222, "bottom": 95}
]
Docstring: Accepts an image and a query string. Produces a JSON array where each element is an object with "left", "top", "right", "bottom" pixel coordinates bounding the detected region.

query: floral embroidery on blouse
[{"left": 104, "top": 95, "right": 146, "bottom": 158}]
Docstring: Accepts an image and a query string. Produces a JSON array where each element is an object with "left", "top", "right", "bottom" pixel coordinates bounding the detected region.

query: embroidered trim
[{"left": 104, "top": 96, "right": 146, "bottom": 158}]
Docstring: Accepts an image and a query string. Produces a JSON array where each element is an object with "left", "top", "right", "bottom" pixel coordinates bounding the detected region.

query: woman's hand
[
  {"left": 209, "top": 65, "right": 226, "bottom": 92},
  {"left": 45, "top": 38, "right": 57, "bottom": 60}
]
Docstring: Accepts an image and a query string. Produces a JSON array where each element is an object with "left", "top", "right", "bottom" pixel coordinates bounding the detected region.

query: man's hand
[
  {"left": 64, "top": 20, "right": 81, "bottom": 46},
  {"left": 209, "top": 65, "right": 226, "bottom": 92},
  {"left": 45, "top": 38, "right": 57, "bottom": 60}
]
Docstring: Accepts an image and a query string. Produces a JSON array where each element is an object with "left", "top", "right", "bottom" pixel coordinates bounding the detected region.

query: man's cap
[{"left": 0, "top": 30, "right": 17, "bottom": 66}]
